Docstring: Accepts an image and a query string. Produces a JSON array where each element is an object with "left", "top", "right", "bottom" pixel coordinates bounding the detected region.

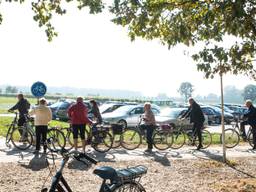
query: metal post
[{"left": 220, "top": 73, "right": 226, "bottom": 162}]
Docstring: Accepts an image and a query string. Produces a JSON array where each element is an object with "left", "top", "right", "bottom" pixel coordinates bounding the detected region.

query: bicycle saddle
[{"left": 93, "top": 166, "right": 118, "bottom": 181}]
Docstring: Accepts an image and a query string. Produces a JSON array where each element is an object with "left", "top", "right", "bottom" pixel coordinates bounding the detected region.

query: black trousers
[
  {"left": 35, "top": 125, "right": 48, "bottom": 151},
  {"left": 252, "top": 127, "right": 256, "bottom": 146},
  {"left": 18, "top": 116, "right": 28, "bottom": 137},
  {"left": 192, "top": 122, "right": 203, "bottom": 146},
  {"left": 72, "top": 124, "right": 86, "bottom": 140},
  {"left": 240, "top": 120, "right": 248, "bottom": 138},
  {"left": 141, "top": 124, "right": 154, "bottom": 149}
]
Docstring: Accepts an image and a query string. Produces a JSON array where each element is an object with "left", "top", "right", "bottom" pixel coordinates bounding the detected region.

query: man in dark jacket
[
  {"left": 182, "top": 98, "right": 205, "bottom": 150},
  {"left": 8, "top": 94, "right": 31, "bottom": 127},
  {"left": 240, "top": 100, "right": 256, "bottom": 150}
]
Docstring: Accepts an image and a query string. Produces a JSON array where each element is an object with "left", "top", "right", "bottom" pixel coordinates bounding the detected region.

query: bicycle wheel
[
  {"left": 195, "top": 130, "right": 212, "bottom": 149},
  {"left": 248, "top": 130, "right": 254, "bottom": 147},
  {"left": 112, "top": 181, "right": 146, "bottom": 192},
  {"left": 111, "top": 134, "right": 121, "bottom": 149},
  {"left": 91, "top": 131, "right": 113, "bottom": 153},
  {"left": 11, "top": 127, "right": 33, "bottom": 150},
  {"left": 6, "top": 124, "right": 14, "bottom": 144},
  {"left": 121, "top": 129, "right": 142, "bottom": 150},
  {"left": 46, "top": 128, "right": 66, "bottom": 151},
  {"left": 220, "top": 128, "right": 240, "bottom": 148},
  {"left": 153, "top": 131, "right": 172, "bottom": 150},
  {"left": 169, "top": 130, "right": 186, "bottom": 149},
  {"left": 68, "top": 128, "right": 89, "bottom": 149}
]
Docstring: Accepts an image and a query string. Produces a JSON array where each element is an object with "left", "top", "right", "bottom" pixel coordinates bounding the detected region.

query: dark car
[
  {"left": 55, "top": 100, "right": 92, "bottom": 121},
  {"left": 201, "top": 106, "right": 234, "bottom": 125},
  {"left": 49, "top": 101, "right": 64, "bottom": 120}
]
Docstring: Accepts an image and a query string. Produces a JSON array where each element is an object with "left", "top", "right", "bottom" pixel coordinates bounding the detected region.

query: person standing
[
  {"left": 89, "top": 99, "right": 102, "bottom": 132},
  {"left": 142, "top": 103, "right": 156, "bottom": 153},
  {"left": 240, "top": 100, "right": 256, "bottom": 150},
  {"left": 182, "top": 98, "right": 205, "bottom": 150},
  {"left": 8, "top": 93, "right": 31, "bottom": 127},
  {"left": 29, "top": 98, "right": 52, "bottom": 154},
  {"left": 68, "top": 97, "right": 92, "bottom": 153}
]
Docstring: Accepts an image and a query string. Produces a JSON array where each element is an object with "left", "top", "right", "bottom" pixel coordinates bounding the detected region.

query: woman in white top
[
  {"left": 29, "top": 98, "right": 52, "bottom": 154},
  {"left": 142, "top": 103, "right": 156, "bottom": 153}
]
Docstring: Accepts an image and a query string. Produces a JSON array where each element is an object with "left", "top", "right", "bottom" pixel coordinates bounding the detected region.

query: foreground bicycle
[
  {"left": 169, "top": 119, "right": 212, "bottom": 149},
  {"left": 220, "top": 119, "right": 254, "bottom": 148},
  {"left": 41, "top": 149, "right": 147, "bottom": 192}
]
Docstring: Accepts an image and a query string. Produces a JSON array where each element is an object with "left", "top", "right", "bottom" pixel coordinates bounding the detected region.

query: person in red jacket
[{"left": 68, "top": 97, "right": 92, "bottom": 153}]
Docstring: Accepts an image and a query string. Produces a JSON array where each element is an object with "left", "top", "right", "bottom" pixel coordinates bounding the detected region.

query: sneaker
[{"left": 144, "top": 149, "right": 153, "bottom": 153}]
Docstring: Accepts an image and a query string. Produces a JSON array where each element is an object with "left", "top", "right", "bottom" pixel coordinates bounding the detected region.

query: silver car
[
  {"left": 155, "top": 107, "right": 208, "bottom": 129},
  {"left": 102, "top": 104, "right": 160, "bottom": 128}
]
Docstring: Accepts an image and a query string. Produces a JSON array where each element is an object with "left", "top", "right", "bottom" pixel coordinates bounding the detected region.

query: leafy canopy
[
  {"left": 1, "top": 0, "right": 256, "bottom": 79},
  {"left": 110, "top": 0, "right": 256, "bottom": 79}
]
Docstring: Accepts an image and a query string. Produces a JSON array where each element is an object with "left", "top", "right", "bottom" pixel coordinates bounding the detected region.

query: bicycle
[
  {"left": 220, "top": 118, "right": 254, "bottom": 148},
  {"left": 120, "top": 117, "right": 173, "bottom": 150},
  {"left": 8, "top": 112, "right": 66, "bottom": 151},
  {"left": 61, "top": 123, "right": 113, "bottom": 153},
  {"left": 169, "top": 119, "right": 212, "bottom": 149},
  {"left": 41, "top": 149, "right": 147, "bottom": 192},
  {"left": 5, "top": 112, "right": 19, "bottom": 148}
]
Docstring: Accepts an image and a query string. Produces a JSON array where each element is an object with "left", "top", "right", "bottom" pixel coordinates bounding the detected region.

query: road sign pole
[{"left": 220, "top": 73, "right": 226, "bottom": 162}]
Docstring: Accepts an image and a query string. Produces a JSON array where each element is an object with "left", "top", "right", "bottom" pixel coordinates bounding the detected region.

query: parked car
[
  {"left": 49, "top": 101, "right": 64, "bottom": 120},
  {"left": 100, "top": 103, "right": 126, "bottom": 114},
  {"left": 102, "top": 104, "right": 160, "bottom": 128},
  {"left": 55, "top": 100, "right": 92, "bottom": 121},
  {"left": 155, "top": 107, "right": 208, "bottom": 130},
  {"left": 201, "top": 106, "right": 234, "bottom": 125}
]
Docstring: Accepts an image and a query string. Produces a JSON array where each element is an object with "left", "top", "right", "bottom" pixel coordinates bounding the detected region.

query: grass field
[{"left": 0, "top": 96, "right": 38, "bottom": 114}]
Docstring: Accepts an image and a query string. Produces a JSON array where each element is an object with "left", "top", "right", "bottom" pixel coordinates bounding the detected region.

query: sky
[{"left": 0, "top": 2, "right": 255, "bottom": 97}]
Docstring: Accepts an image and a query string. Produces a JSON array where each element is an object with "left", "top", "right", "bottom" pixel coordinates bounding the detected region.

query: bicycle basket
[
  {"left": 116, "top": 165, "right": 147, "bottom": 183},
  {"left": 111, "top": 124, "right": 123, "bottom": 135}
]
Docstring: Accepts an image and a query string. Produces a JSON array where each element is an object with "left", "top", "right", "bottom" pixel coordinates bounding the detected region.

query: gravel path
[{"left": 0, "top": 156, "right": 256, "bottom": 192}]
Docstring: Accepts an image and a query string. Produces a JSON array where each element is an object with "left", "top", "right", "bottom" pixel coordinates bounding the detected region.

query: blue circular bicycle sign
[{"left": 31, "top": 81, "right": 47, "bottom": 97}]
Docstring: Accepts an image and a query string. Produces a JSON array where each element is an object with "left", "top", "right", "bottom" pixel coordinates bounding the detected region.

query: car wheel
[{"left": 118, "top": 120, "right": 127, "bottom": 129}]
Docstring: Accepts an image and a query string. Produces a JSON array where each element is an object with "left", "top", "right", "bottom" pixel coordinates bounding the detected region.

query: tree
[
  {"left": 178, "top": 82, "right": 193, "bottom": 102},
  {"left": 243, "top": 84, "right": 256, "bottom": 102},
  {"left": 0, "top": 88, "right": 2, "bottom": 94},
  {"left": 5, "top": 86, "right": 18, "bottom": 94},
  {"left": 110, "top": 1, "right": 256, "bottom": 79},
  {"left": 0, "top": 0, "right": 105, "bottom": 41}
]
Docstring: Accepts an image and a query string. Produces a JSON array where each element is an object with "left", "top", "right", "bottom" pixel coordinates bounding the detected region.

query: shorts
[{"left": 72, "top": 124, "right": 86, "bottom": 140}]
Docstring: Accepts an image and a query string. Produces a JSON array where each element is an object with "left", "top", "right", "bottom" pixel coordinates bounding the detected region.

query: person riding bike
[
  {"left": 68, "top": 97, "right": 92, "bottom": 153},
  {"left": 8, "top": 94, "right": 31, "bottom": 140},
  {"left": 240, "top": 100, "right": 256, "bottom": 150},
  {"left": 181, "top": 98, "right": 205, "bottom": 150}
]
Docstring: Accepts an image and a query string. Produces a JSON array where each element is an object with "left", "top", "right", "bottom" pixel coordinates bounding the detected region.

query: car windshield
[
  {"left": 159, "top": 108, "right": 185, "bottom": 118},
  {"left": 111, "top": 105, "right": 135, "bottom": 115}
]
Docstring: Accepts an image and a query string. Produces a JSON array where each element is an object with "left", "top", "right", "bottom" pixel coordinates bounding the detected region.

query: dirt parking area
[{"left": 0, "top": 155, "right": 256, "bottom": 192}]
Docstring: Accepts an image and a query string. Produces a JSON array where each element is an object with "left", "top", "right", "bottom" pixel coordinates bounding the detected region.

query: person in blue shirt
[{"left": 240, "top": 100, "right": 256, "bottom": 150}]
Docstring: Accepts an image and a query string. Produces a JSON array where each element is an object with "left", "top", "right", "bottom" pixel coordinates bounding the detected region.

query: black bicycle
[
  {"left": 6, "top": 111, "right": 66, "bottom": 151},
  {"left": 42, "top": 149, "right": 147, "bottom": 192},
  {"left": 61, "top": 123, "right": 113, "bottom": 153}
]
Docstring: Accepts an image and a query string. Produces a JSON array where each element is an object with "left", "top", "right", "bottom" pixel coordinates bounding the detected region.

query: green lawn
[
  {"left": 0, "top": 116, "right": 69, "bottom": 137},
  {"left": 0, "top": 96, "right": 38, "bottom": 114}
]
